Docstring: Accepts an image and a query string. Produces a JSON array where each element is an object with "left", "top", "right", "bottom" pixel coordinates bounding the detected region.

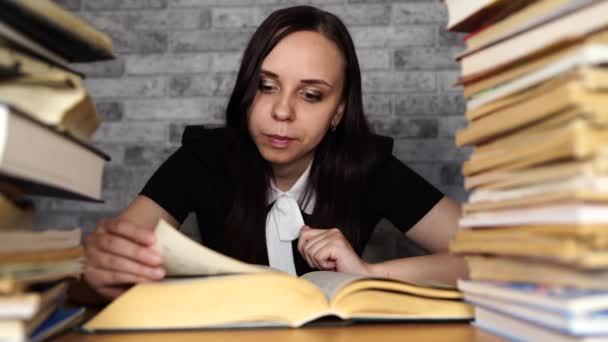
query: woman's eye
[
  {"left": 302, "top": 91, "right": 322, "bottom": 103},
  {"left": 258, "top": 81, "right": 276, "bottom": 93}
]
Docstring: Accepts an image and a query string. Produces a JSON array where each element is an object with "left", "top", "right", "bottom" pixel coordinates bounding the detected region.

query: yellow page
[{"left": 152, "top": 219, "right": 266, "bottom": 276}]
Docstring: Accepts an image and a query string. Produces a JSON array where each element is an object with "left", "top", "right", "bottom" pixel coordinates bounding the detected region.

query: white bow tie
[{"left": 265, "top": 162, "right": 315, "bottom": 275}]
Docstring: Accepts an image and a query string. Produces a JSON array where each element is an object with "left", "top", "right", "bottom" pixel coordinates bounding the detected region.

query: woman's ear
[{"left": 331, "top": 102, "right": 346, "bottom": 128}]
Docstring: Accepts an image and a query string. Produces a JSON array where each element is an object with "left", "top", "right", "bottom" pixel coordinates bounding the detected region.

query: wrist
[{"left": 361, "top": 261, "right": 381, "bottom": 277}]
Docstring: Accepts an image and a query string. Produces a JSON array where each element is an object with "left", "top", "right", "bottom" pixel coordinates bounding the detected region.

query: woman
[{"left": 83, "top": 5, "right": 467, "bottom": 300}]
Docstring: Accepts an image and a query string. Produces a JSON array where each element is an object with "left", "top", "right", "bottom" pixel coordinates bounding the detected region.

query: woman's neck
[{"left": 271, "top": 154, "right": 313, "bottom": 192}]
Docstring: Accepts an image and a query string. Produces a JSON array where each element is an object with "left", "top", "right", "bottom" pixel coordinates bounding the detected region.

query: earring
[{"left": 331, "top": 123, "right": 337, "bottom": 132}]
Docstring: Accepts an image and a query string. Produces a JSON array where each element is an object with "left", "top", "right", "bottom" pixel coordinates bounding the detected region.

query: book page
[
  {"left": 0, "top": 228, "right": 80, "bottom": 252},
  {"left": 301, "top": 271, "right": 366, "bottom": 300},
  {"left": 152, "top": 219, "right": 267, "bottom": 276}
]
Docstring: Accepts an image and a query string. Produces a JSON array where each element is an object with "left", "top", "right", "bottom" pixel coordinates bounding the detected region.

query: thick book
[
  {"left": 457, "top": 72, "right": 608, "bottom": 146},
  {"left": 0, "top": 247, "right": 84, "bottom": 266},
  {"left": 443, "top": 0, "right": 528, "bottom": 33},
  {"left": 81, "top": 220, "right": 473, "bottom": 332},
  {"left": 466, "top": 45, "right": 608, "bottom": 112},
  {"left": 474, "top": 306, "right": 608, "bottom": 342},
  {"left": 0, "top": 261, "right": 82, "bottom": 296},
  {"left": 0, "top": 228, "right": 80, "bottom": 253},
  {"left": 467, "top": 293, "right": 608, "bottom": 335},
  {"left": 462, "top": 120, "right": 608, "bottom": 176},
  {"left": 457, "top": 1, "right": 608, "bottom": 78},
  {"left": 0, "top": 72, "right": 101, "bottom": 142},
  {"left": 464, "top": 66, "right": 608, "bottom": 122},
  {"left": 0, "top": 281, "right": 67, "bottom": 320},
  {"left": 0, "top": 104, "right": 108, "bottom": 201},
  {"left": 466, "top": 256, "right": 608, "bottom": 290},
  {"left": 460, "top": 204, "right": 608, "bottom": 228},
  {"left": 459, "top": 280, "right": 608, "bottom": 315},
  {"left": 464, "top": 158, "right": 608, "bottom": 191},
  {"left": 460, "top": 29, "right": 608, "bottom": 96},
  {"left": 464, "top": 0, "right": 571, "bottom": 50},
  {"left": 452, "top": 224, "right": 608, "bottom": 242},
  {"left": 30, "top": 307, "right": 85, "bottom": 342},
  {"left": 461, "top": 174, "right": 608, "bottom": 213},
  {"left": 465, "top": 293, "right": 608, "bottom": 336},
  {"left": 450, "top": 227, "right": 608, "bottom": 269},
  {"left": 0, "top": 0, "right": 113, "bottom": 62}
]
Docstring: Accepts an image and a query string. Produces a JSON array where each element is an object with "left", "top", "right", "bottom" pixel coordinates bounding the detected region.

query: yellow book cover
[
  {"left": 461, "top": 30, "right": 608, "bottom": 96},
  {"left": 453, "top": 224, "right": 608, "bottom": 246},
  {"left": 465, "top": 0, "right": 571, "bottom": 50},
  {"left": 457, "top": 72, "right": 608, "bottom": 147},
  {"left": 451, "top": 229, "right": 608, "bottom": 269},
  {"left": 462, "top": 120, "right": 608, "bottom": 176},
  {"left": 466, "top": 256, "right": 608, "bottom": 290},
  {"left": 457, "top": 1, "right": 608, "bottom": 78},
  {"left": 0, "top": 0, "right": 113, "bottom": 61},
  {"left": 462, "top": 173, "right": 608, "bottom": 213},
  {"left": 0, "top": 74, "right": 100, "bottom": 141},
  {"left": 464, "top": 157, "right": 608, "bottom": 191},
  {"left": 82, "top": 220, "right": 473, "bottom": 331}
]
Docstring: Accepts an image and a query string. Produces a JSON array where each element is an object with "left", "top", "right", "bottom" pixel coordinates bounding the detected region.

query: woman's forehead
[{"left": 261, "top": 31, "right": 344, "bottom": 84}]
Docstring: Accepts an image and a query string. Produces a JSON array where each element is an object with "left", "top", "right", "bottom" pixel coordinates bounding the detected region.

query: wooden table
[{"left": 56, "top": 323, "right": 506, "bottom": 342}]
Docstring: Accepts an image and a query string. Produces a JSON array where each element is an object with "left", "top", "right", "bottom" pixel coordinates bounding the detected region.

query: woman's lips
[{"left": 265, "top": 134, "right": 295, "bottom": 148}]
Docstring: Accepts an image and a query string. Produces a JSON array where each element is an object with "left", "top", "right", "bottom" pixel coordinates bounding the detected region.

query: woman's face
[{"left": 248, "top": 30, "right": 345, "bottom": 172}]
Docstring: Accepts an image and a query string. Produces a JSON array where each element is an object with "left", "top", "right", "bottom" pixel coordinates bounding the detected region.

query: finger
[
  {"left": 304, "top": 235, "right": 337, "bottom": 270},
  {"left": 312, "top": 246, "right": 337, "bottom": 270},
  {"left": 302, "top": 228, "right": 335, "bottom": 252},
  {"left": 106, "top": 219, "right": 156, "bottom": 246},
  {"left": 297, "top": 226, "right": 327, "bottom": 255},
  {"left": 87, "top": 247, "right": 165, "bottom": 280},
  {"left": 300, "top": 229, "right": 336, "bottom": 269},
  {"left": 302, "top": 243, "right": 319, "bottom": 270},
  {"left": 92, "top": 232, "right": 161, "bottom": 266},
  {"left": 84, "top": 265, "right": 152, "bottom": 287},
  {"left": 306, "top": 238, "right": 334, "bottom": 270}
]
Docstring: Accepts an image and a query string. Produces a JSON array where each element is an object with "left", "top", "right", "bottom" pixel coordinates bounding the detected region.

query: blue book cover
[{"left": 29, "top": 307, "right": 85, "bottom": 342}]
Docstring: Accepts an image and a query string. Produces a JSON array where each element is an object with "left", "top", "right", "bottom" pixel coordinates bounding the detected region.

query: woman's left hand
[{"left": 297, "top": 225, "right": 372, "bottom": 275}]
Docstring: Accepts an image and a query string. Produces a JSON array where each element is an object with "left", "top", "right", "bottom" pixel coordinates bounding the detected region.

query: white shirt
[{"left": 265, "top": 162, "right": 315, "bottom": 275}]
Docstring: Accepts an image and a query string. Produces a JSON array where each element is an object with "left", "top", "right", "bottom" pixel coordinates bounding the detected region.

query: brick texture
[{"left": 40, "top": 0, "right": 467, "bottom": 261}]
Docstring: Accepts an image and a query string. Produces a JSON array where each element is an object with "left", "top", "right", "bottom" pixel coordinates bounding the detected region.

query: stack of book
[
  {"left": 0, "top": 0, "right": 113, "bottom": 341},
  {"left": 444, "top": 0, "right": 608, "bottom": 341}
]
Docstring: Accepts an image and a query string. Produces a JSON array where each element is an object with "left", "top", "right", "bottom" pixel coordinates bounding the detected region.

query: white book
[
  {"left": 459, "top": 280, "right": 608, "bottom": 315},
  {"left": 467, "top": 44, "right": 608, "bottom": 110},
  {"left": 0, "top": 103, "right": 107, "bottom": 201},
  {"left": 466, "top": 293, "right": 608, "bottom": 335},
  {"left": 458, "top": 1, "right": 608, "bottom": 78},
  {"left": 0, "top": 228, "right": 80, "bottom": 253},
  {"left": 474, "top": 306, "right": 608, "bottom": 342},
  {"left": 467, "top": 175, "right": 608, "bottom": 203},
  {"left": 459, "top": 204, "right": 608, "bottom": 227}
]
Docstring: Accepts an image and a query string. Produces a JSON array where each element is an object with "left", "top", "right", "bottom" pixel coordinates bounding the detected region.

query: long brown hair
[{"left": 223, "top": 6, "right": 378, "bottom": 263}]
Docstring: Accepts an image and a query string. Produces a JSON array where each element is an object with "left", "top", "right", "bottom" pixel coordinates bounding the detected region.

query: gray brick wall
[{"left": 36, "top": 0, "right": 468, "bottom": 260}]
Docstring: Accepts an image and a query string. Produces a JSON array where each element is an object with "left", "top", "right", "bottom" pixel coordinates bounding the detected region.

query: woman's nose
[{"left": 271, "top": 93, "right": 295, "bottom": 121}]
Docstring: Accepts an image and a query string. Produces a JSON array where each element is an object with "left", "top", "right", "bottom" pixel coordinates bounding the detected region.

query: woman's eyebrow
[
  {"left": 260, "top": 69, "right": 333, "bottom": 89},
  {"left": 260, "top": 69, "right": 279, "bottom": 79},
  {"left": 301, "top": 79, "right": 333, "bottom": 89}
]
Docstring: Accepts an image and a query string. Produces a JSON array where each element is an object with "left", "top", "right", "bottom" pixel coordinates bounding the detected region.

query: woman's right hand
[{"left": 83, "top": 218, "right": 166, "bottom": 300}]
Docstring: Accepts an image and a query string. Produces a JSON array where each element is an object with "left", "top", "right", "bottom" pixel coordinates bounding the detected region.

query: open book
[{"left": 82, "top": 220, "right": 473, "bottom": 331}]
